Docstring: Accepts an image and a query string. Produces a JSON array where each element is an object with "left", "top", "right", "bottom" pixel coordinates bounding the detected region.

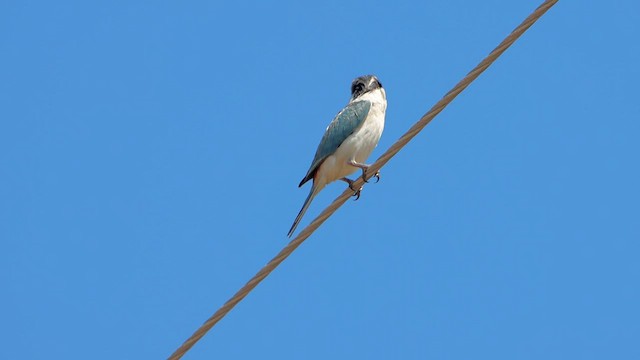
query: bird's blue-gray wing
[{"left": 298, "top": 100, "right": 372, "bottom": 187}]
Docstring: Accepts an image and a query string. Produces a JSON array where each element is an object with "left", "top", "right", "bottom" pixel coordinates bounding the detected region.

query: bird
[{"left": 288, "top": 74, "right": 387, "bottom": 237}]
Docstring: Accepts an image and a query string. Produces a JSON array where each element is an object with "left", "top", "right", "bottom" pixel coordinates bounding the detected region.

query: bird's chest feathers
[
  {"left": 343, "top": 89, "right": 386, "bottom": 160},
  {"left": 348, "top": 108, "right": 384, "bottom": 156}
]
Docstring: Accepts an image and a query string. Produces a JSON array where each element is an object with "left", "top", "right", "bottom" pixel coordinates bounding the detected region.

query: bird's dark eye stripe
[{"left": 351, "top": 82, "right": 365, "bottom": 96}]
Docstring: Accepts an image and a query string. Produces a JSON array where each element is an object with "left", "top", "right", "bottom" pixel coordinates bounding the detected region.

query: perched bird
[{"left": 288, "top": 75, "right": 387, "bottom": 237}]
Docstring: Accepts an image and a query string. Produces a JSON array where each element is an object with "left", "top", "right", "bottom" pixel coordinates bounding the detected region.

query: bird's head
[{"left": 350, "top": 75, "right": 384, "bottom": 101}]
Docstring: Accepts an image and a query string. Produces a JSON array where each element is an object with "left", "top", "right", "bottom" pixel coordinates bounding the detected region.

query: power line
[{"left": 168, "top": 1, "right": 558, "bottom": 358}]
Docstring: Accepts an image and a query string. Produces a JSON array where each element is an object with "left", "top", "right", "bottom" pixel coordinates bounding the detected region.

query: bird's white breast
[{"left": 316, "top": 88, "right": 387, "bottom": 188}]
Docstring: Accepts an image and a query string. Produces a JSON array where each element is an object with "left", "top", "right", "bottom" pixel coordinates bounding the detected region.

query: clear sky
[{"left": 2, "top": 1, "right": 639, "bottom": 359}]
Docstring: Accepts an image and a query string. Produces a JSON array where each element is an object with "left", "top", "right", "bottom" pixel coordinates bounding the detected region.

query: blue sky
[{"left": 2, "top": 1, "right": 639, "bottom": 359}]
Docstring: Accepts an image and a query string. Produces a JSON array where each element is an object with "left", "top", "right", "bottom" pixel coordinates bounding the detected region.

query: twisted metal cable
[{"left": 168, "top": 1, "right": 558, "bottom": 358}]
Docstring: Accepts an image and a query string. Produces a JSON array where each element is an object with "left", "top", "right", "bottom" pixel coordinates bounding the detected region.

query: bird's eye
[{"left": 351, "top": 82, "right": 365, "bottom": 96}]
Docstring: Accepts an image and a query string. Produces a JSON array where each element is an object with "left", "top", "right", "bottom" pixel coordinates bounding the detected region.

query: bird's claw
[
  {"left": 348, "top": 183, "right": 363, "bottom": 201},
  {"left": 362, "top": 169, "right": 381, "bottom": 183},
  {"left": 372, "top": 171, "right": 380, "bottom": 183}
]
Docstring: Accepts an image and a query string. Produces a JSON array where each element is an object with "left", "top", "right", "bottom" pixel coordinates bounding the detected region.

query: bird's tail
[{"left": 288, "top": 184, "right": 320, "bottom": 237}]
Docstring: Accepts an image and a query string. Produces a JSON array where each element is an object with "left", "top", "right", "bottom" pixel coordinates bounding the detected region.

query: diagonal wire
[{"left": 168, "top": 1, "right": 558, "bottom": 358}]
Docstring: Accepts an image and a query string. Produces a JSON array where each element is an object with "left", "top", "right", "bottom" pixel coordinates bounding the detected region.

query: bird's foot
[
  {"left": 340, "top": 177, "right": 363, "bottom": 201},
  {"left": 348, "top": 160, "right": 380, "bottom": 184},
  {"left": 361, "top": 167, "right": 381, "bottom": 184}
]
